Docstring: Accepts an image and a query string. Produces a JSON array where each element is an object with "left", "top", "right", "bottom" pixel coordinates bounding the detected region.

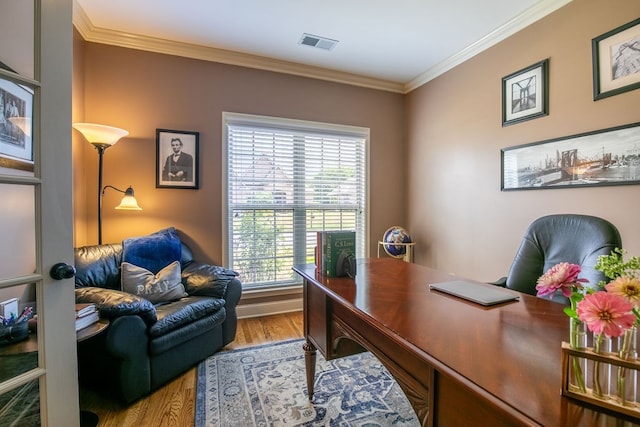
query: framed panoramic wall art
[
  {"left": 592, "top": 17, "right": 640, "bottom": 100},
  {"left": 0, "top": 75, "right": 33, "bottom": 172},
  {"left": 501, "top": 59, "right": 549, "bottom": 126},
  {"left": 156, "top": 128, "right": 199, "bottom": 189},
  {"left": 501, "top": 121, "right": 640, "bottom": 191}
]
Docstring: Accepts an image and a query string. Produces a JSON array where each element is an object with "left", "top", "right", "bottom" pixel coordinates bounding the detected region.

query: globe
[{"left": 382, "top": 226, "right": 412, "bottom": 258}]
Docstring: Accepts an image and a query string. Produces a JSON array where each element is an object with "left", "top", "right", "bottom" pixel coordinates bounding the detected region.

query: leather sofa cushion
[
  {"left": 75, "top": 240, "right": 196, "bottom": 292},
  {"left": 75, "top": 244, "right": 123, "bottom": 290},
  {"left": 150, "top": 296, "right": 225, "bottom": 337},
  {"left": 150, "top": 309, "right": 226, "bottom": 356},
  {"left": 182, "top": 262, "right": 238, "bottom": 298},
  {"left": 75, "top": 286, "right": 158, "bottom": 325}
]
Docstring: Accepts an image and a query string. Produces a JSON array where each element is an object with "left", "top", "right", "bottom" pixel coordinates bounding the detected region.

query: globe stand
[{"left": 377, "top": 241, "right": 415, "bottom": 263}]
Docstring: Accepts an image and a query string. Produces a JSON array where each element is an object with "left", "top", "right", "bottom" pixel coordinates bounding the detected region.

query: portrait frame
[
  {"left": 156, "top": 129, "right": 199, "bottom": 189},
  {"left": 0, "top": 75, "right": 34, "bottom": 172},
  {"left": 592, "top": 17, "right": 640, "bottom": 100},
  {"left": 501, "top": 121, "right": 640, "bottom": 191},
  {"left": 501, "top": 59, "right": 549, "bottom": 127}
]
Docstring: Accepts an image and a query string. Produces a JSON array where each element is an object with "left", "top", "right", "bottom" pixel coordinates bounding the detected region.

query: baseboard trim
[{"left": 236, "top": 298, "right": 303, "bottom": 319}]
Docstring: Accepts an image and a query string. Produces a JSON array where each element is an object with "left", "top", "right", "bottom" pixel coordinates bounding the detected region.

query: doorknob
[{"left": 50, "top": 263, "right": 76, "bottom": 280}]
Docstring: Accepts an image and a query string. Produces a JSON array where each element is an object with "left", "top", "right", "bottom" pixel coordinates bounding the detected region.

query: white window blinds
[{"left": 224, "top": 113, "right": 368, "bottom": 289}]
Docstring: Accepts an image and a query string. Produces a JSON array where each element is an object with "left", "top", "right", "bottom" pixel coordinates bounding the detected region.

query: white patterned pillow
[{"left": 121, "top": 261, "right": 187, "bottom": 304}]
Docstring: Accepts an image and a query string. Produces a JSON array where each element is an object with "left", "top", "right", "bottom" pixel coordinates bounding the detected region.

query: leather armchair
[
  {"left": 74, "top": 241, "right": 242, "bottom": 403},
  {"left": 494, "top": 214, "right": 622, "bottom": 304}
]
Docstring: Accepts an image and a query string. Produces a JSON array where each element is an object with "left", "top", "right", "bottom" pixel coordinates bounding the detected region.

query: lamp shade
[
  {"left": 114, "top": 186, "right": 142, "bottom": 210},
  {"left": 72, "top": 123, "right": 129, "bottom": 146}
]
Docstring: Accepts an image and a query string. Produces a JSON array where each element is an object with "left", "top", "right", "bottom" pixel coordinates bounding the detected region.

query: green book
[{"left": 320, "top": 230, "right": 356, "bottom": 278}]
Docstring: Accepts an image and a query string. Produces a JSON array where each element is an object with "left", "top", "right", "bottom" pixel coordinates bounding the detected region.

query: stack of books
[
  {"left": 75, "top": 303, "right": 99, "bottom": 332},
  {"left": 316, "top": 230, "right": 357, "bottom": 278}
]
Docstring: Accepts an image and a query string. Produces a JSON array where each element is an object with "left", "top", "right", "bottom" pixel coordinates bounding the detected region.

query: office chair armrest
[{"left": 488, "top": 277, "right": 507, "bottom": 287}]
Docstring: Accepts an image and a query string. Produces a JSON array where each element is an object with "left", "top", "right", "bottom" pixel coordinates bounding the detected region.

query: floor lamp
[{"left": 73, "top": 123, "right": 141, "bottom": 244}]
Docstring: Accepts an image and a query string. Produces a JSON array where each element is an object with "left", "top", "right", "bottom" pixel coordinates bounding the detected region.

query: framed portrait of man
[{"left": 156, "top": 129, "right": 199, "bottom": 189}]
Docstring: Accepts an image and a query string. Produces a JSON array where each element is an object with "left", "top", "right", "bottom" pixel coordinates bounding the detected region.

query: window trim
[{"left": 221, "top": 112, "right": 371, "bottom": 279}]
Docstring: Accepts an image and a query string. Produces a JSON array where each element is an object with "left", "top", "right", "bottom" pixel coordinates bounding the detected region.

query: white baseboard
[{"left": 236, "top": 298, "right": 303, "bottom": 319}]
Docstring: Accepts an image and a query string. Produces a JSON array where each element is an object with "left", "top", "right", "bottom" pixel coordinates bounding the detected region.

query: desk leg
[{"left": 303, "top": 340, "right": 317, "bottom": 400}]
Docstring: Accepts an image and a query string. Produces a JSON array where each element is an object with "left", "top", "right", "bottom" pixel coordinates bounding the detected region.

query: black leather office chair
[{"left": 494, "top": 214, "right": 622, "bottom": 304}]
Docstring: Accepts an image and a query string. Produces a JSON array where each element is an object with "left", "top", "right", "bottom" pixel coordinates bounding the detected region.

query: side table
[
  {"left": 77, "top": 318, "right": 109, "bottom": 342},
  {"left": 0, "top": 318, "right": 109, "bottom": 426},
  {"left": 0, "top": 317, "right": 110, "bottom": 350},
  {"left": 77, "top": 319, "right": 109, "bottom": 427}
]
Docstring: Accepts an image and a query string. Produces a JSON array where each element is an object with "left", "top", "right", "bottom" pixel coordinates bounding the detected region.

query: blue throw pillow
[{"left": 122, "top": 227, "right": 182, "bottom": 275}]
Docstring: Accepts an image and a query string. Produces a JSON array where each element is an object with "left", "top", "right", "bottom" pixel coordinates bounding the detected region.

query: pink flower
[
  {"left": 536, "top": 262, "right": 587, "bottom": 298},
  {"left": 605, "top": 276, "right": 640, "bottom": 309},
  {"left": 576, "top": 291, "right": 635, "bottom": 338}
]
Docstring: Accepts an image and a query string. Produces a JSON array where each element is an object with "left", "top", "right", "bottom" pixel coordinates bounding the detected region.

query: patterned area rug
[{"left": 195, "top": 339, "right": 419, "bottom": 426}]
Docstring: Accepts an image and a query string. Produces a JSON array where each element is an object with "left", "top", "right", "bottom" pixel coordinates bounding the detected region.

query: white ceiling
[{"left": 73, "top": 0, "right": 572, "bottom": 93}]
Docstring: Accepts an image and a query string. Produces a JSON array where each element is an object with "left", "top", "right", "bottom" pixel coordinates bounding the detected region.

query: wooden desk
[{"left": 294, "top": 258, "right": 638, "bottom": 427}]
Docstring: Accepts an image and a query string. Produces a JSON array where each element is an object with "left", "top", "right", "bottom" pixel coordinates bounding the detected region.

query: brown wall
[
  {"left": 406, "top": 0, "right": 640, "bottom": 281},
  {"left": 73, "top": 0, "right": 639, "bottom": 282},
  {"left": 72, "top": 39, "right": 406, "bottom": 264}
]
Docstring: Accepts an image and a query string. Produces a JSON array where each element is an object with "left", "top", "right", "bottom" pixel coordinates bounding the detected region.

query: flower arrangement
[
  {"left": 536, "top": 248, "right": 640, "bottom": 407},
  {"left": 588, "top": 248, "right": 640, "bottom": 342}
]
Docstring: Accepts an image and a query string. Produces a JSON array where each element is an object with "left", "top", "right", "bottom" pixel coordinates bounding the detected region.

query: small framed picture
[
  {"left": 501, "top": 59, "right": 549, "bottom": 127},
  {"left": 156, "top": 129, "right": 199, "bottom": 189},
  {"left": 592, "top": 17, "right": 640, "bottom": 100},
  {"left": 0, "top": 76, "right": 34, "bottom": 172}
]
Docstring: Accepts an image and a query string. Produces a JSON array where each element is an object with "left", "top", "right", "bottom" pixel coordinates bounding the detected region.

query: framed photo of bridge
[
  {"left": 501, "top": 59, "right": 548, "bottom": 126},
  {"left": 501, "top": 121, "right": 640, "bottom": 191},
  {"left": 592, "top": 17, "right": 640, "bottom": 100}
]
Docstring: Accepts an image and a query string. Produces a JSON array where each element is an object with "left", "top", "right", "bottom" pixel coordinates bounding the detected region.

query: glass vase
[
  {"left": 616, "top": 326, "right": 638, "bottom": 406},
  {"left": 569, "top": 317, "right": 588, "bottom": 349},
  {"left": 568, "top": 318, "right": 588, "bottom": 393},
  {"left": 592, "top": 333, "right": 612, "bottom": 400}
]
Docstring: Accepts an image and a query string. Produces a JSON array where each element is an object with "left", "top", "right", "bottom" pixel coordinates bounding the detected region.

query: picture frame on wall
[
  {"left": 592, "top": 17, "right": 640, "bottom": 100},
  {"left": 501, "top": 59, "right": 549, "bottom": 127},
  {"left": 0, "top": 76, "right": 33, "bottom": 172},
  {"left": 156, "top": 129, "right": 199, "bottom": 189},
  {"left": 501, "top": 121, "right": 640, "bottom": 191}
]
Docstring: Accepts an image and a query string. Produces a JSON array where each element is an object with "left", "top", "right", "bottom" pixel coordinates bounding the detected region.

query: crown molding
[
  {"left": 72, "top": 3, "right": 405, "bottom": 94},
  {"left": 74, "top": 0, "right": 572, "bottom": 95},
  {"left": 404, "top": 0, "right": 573, "bottom": 92}
]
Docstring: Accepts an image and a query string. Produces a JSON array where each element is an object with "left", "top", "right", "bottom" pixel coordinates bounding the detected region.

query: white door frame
[{"left": 39, "top": 0, "right": 80, "bottom": 425}]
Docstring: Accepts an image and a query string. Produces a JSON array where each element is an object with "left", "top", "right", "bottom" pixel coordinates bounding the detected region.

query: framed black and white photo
[
  {"left": 501, "top": 121, "right": 640, "bottom": 191},
  {"left": 502, "top": 59, "right": 549, "bottom": 127},
  {"left": 156, "top": 129, "right": 199, "bottom": 189},
  {"left": 0, "top": 76, "right": 33, "bottom": 172},
  {"left": 592, "top": 17, "right": 640, "bottom": 100}
]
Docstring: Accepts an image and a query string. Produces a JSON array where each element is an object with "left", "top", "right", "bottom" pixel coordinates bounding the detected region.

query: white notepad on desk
[{"left": 429, "top": 280, "right": 519, "bottom": 306}]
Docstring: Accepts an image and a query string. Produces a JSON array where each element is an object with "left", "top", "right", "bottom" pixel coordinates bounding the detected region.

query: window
[{"left": 223, "top": 113, "right": 368, "bottom": 289}]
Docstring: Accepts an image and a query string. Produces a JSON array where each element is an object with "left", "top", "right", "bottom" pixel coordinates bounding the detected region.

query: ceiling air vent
[{"left": 299, "top": 33, "right": 338, "bottom": 51}]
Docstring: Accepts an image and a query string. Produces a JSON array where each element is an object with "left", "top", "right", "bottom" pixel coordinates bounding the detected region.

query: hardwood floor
[{"left": 79, "top": 311, "right": 304, "bottom": 427}]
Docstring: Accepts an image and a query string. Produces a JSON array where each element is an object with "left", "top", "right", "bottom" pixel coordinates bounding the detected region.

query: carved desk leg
[{"left": 303, "top": 340, "right": 317, "bottom": 399}]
